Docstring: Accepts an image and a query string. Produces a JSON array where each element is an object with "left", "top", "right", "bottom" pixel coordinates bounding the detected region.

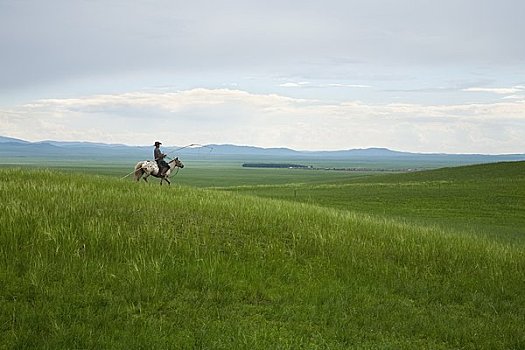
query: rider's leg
[{"left": 159, "top": 160, "right": 169, "bottom": 176}]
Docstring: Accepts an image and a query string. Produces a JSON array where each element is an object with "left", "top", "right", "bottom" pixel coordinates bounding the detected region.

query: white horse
[{"left": 134, "top": 157, "right": 184, "bottom": 185}]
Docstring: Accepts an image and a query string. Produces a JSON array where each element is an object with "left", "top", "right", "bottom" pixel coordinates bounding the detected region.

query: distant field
[
  {"left": 0, "top": 150, "right": 496, "bottom": 179},
  {"left": 0, "top": 158, "right": 378, "bottom": 187},
  {"left": 1, "top": 168, "right": 524, "bottom": 349},
  {"left": 0, "top": 152, "right": 496, "bottom": 171}
]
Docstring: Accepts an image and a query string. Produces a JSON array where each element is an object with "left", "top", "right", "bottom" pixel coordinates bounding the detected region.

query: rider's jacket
[{"left": 154, "top": 147, "right": 165, "bottom": 162}]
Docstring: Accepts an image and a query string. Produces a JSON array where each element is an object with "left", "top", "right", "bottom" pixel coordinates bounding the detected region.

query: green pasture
[
  {"left": 2, "top": 159, "right": 523, "bottom": 241},
  {"left": 0, "top": 159, "right": 374, "bottom": 187},
  {"left": 0, "top": 168, "right": 524, "bottom": 349},
  {"left": 225, "top": 162, "right": 525, "bottom": 244}
]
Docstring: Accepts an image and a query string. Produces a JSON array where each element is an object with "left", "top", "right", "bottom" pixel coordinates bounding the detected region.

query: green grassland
[
  {"left": 225, "top": 162, "right": 525, "bottom": 244},
  {"left": 1, "top": 164, "right": 524, "bottom": 349},
  {"left": 0, "top": 159, "right": 374, "bottom": 187}
]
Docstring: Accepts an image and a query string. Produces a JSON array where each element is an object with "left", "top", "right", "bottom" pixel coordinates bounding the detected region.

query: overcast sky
[{"left": 1, "top": 0, "right": 524, "bottom": 153}]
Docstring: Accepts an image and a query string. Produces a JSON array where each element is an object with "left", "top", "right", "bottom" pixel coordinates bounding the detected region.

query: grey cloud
[{"left": 1, "top": 0, "right": 524, "bottom": 91}]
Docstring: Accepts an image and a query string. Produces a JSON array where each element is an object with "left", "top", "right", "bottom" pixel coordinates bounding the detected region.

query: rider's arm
[{"left": 154, "top": 148, "right": 164, "bottom": 160}]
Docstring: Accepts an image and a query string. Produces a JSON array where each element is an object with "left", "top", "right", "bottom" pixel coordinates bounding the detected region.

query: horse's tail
[{"left": 134, "top": 161, "right": 145, "bottom": 181}]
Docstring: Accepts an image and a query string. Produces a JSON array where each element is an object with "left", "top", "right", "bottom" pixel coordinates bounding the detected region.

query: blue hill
[{"left": 1, "top": 136, "right": 525, "bottom": 165}]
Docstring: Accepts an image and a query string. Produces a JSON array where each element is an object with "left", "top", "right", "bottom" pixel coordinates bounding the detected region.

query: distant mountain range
[
  {"left": 201, "top": 144, "right": 411, "bottom": 157},
  {"left": 1, "top": 136, "right": 525, "bottom": 165}
]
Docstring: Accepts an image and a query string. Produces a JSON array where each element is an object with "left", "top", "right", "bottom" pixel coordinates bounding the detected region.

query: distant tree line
[{"left": 242, "top": 163, "right": 310, "bottom": 169}]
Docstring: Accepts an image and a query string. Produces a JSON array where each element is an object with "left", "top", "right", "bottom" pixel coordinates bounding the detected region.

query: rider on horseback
[{"left": 154, "top": 141, "right": 170, "bottom": 176}]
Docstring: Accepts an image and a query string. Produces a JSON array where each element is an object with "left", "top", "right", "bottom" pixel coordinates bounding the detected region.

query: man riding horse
[{"left": 154, "top": 141, "right": 170, "bottom": 176}]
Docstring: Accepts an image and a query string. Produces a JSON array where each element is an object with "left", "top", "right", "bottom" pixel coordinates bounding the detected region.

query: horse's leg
[
  {"left": 134, "top": 163, "right": 144, "bottom": 181},
  {"left": 165, "top": 178, "right": 171, "bottom": 186},
  {"left": 143, "top": 174, "right": 149, "bottom": 183},
  {"left": 135, "top": 169, "right": 144, "bottom": 182}
]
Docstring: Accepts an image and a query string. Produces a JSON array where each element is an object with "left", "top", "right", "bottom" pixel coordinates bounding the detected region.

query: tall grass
[
  {"left": 1, "top": 168, "right": 524, "bottom": 349},
  {"left": 227, "top": 161, "right": 525, "bottom": 243}
]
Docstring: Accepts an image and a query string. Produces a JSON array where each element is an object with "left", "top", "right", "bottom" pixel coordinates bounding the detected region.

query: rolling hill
[
  {"left": 226, "top": 161, "right": 525, "bottom": 243},
  {"left": 0, "top": 166, "right": 523, "bottom": 348}
]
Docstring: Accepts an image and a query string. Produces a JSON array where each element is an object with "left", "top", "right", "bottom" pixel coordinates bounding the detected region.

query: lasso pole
[{"left": 163, "top": 143, "right": 213, "bottom": 159}]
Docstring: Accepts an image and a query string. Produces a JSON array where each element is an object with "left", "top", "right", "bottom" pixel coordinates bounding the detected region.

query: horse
[{"left": 133, "top": 157, "right": 184, "bottom": 185}]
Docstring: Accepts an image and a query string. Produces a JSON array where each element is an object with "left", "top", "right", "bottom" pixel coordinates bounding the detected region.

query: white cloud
[
  {"left": 279, "top": 82, "right": 371, "bottom": 89},
  {"left": 502, "top": 95, "right": 525, "bottom": 100},
  {"left": 463, "top": 87, "right": 524, "bottom": 94},
  {"left": 323, "top": 83, "right": 371, "bottom": 88},
  {"left": 279, "top": 82, "right": 311, "bottom": 87},
  {"left": 1, "top": 88, "right": 525, "bottom": 153}
]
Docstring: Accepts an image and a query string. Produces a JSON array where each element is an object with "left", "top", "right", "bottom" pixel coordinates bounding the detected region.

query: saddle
[{"left": 156, "top": 160, "right": 169, "bottom": 176}]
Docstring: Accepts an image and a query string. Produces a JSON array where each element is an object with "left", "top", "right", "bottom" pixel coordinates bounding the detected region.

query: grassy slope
[
  {"left": 0, "top": 168, "right": 524, "bottom": 349},
  {"left": 226, "top": 162, "right": 525, "bottom": 243}
]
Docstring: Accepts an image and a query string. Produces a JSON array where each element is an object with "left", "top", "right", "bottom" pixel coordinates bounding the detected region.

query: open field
[
  {"left": 1, "top": 165, "right": 524, "bottom": 349},
  {"left": 0, "top": 159, "right": 376, "bottom": 187},
  {"left": 225, "top": 162, "right": 525, "bottom": 244}
]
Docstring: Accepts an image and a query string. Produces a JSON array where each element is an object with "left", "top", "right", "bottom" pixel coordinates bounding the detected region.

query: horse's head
[{"left": 170, "top": 157, "right": 184, "bottom": 169}]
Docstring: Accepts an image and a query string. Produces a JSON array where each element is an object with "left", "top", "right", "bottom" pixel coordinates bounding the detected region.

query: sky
[{"left": 1, "top": 0, "right": 524, "bottom": 153}]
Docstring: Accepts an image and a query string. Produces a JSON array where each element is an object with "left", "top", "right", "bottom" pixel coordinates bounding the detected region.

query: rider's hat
[{"left": 154, "top": 141, "right": 162, "bottom": 146}]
